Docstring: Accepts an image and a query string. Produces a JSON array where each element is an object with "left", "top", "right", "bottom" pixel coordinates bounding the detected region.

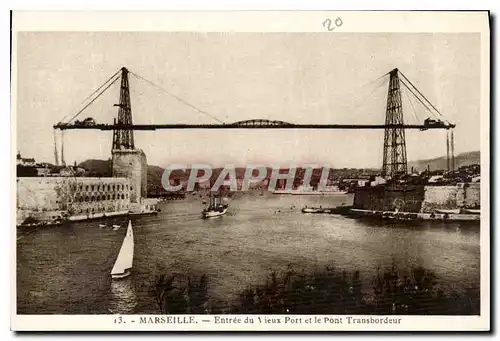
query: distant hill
[
  {"left": 408, "top": 151, "right": 480, "bottom": 172},
  {"left": 78, "top": 159, "right": 111, "bottom": 176},
  {"left": 147, "top": 164, "right": 167, "bottom": 188},
  {"left": 78, "top": 159, "right": 169, "bottom": 185}
]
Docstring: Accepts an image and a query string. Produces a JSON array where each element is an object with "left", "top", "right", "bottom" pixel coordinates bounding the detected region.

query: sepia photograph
[{"left": 11, "top": 10, "right": 490, "bottom": 331}]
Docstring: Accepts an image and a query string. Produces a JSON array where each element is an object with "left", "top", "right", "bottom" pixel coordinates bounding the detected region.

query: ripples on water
[
  {"left": 16, "top": 192, "right": 481, "bottom": 314},
  {"left": 109, "top": 279, "right": 137, "bottom": 314}
]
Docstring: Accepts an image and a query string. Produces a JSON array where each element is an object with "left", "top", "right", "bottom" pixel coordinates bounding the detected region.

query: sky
[{"left": 16, "top": 32, "right": 481, "bottom": 169}]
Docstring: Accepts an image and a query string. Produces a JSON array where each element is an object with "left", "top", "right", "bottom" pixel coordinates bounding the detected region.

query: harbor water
[{"left": 16, "top": 192, "right": 480, "bottom": 314}]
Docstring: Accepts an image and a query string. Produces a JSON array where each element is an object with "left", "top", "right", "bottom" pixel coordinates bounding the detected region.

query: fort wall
[
  {"left": 421, "top": 182, "right": 480, "bottom": 212},
  {"left": 353, "top": 182, "right": 481, "bottom": 213},
  {"left": 17, "top": 177, "right": 131, "bottom": 225},
  {"left": 353, "top": 184, "right": 425, "bottom": 213}
]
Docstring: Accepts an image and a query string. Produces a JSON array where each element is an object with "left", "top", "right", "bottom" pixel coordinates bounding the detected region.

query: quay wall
[
  {"left": 17, "top": 177, "right": 131, "bottom": 225},
  {"left": 353, "top": 183, "right": 480, "bottom": 214},
  {"left": 353, "top": 185, "right": 425, "bottom": 213},
  {"left": 421, "top": 183, "right": 480, "bottom": 212}
]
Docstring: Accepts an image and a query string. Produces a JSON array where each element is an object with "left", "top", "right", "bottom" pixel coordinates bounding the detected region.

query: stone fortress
[{"left": 16, "top": 147, "right": 157, "bottom": 227}]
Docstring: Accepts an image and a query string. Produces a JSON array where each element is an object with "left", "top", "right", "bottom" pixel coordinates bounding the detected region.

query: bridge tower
[
  {"left": 112, "top": 67, "right": 135, "bottom": 150},
  {"left": 382, "top": 68, "right": 407, "bottom": 179},
  {"left": 111, "top": 67, "right": 147, "bottom": 203}
]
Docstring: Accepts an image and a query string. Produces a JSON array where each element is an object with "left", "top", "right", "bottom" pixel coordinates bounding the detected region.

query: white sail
[{"left": 111, "top": 220, "right": 134, "bottom": 278}]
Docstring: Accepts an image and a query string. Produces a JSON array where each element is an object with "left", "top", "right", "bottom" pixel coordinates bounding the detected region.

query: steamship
[
  {"left": 272, "top": 185, "right": 348, "bottom": 195},
  {"left": 202, "top": 195, "right": 228, "bottom": 219}
]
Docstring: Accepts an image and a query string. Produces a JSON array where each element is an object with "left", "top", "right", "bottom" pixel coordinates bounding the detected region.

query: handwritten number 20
[{"left": 323, "top": 18, "right": 343, "bottom": 31}]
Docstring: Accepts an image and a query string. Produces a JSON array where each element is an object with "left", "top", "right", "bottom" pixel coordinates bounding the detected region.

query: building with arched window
[
  {"left": 17, "top": 177, "right": 132, "bottom": 225},
  {"left": 17, "top": 146, "right": 158, "bottom": 226}
]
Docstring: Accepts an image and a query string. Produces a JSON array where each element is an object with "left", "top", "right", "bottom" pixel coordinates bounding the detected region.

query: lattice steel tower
[
  {"left": 382, "top": 68, "right": 407, "bottom": 178},
  {"left": 112, "top": 67, "right": 135, "bottom": 150}
]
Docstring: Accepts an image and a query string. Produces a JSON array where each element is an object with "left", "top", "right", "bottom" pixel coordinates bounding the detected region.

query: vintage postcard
[{"left": 11, "top": 10, "right": 490, "bottom": 331}]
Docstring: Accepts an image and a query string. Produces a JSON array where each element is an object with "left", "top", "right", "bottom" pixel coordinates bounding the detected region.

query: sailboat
[{"left": 111, "top": 220, "right": 134, "bottom": 280}]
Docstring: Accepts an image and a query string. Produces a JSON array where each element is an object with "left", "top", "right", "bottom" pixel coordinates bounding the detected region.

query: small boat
[
  {"left": 112, "top": 224, "right": 120, "bottom": 228},
  {"left": 301, "top": 206, "right": 335, "bottom": 214},
  {"left": 464, "top": 208, "right": 480, "bottom": 214},
  {"left": 98, "top": 224, "right": 107, "bottom": 229},
  {"left": 111, "top": 220, "right": 134, "bottom": 280},
  {"left": 330, "top": 205, "right": 353, "bottom": 215},
  {"left": 302, "top": 207, "right": 321, "bottom": 214},
  {"left": 202, "top": 194, "right": 228, "bottom": 219},
  {"left": 277, "top": 185, "right": 349, "bottom": 196}
]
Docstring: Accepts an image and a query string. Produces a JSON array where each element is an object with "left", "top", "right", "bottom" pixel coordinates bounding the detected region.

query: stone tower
[
  {"left": 111, "top": 67, "right": 147, "bottom": 203},
  {"left": 112, "top": 149, "right": 147, "bottom": 203}
]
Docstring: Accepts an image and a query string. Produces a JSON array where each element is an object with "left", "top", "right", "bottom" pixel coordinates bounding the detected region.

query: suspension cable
[
  {"left": 79, "top": 69, "right": 121, "bottom": 106},
  {"left": 62, "top": 73, "right": 121, "bottom": 124},
  {"left": 129, "top": 71, "right": 225, "bottom": 124},
  {"left": 399, "top": 79, "right": 437, "bottom": 120},
  {"left": 58, "top": 69, "right": 121, "bottom": 124},
  {"left": 399, "top": 71, "right": 444, "bottom": 118},
  {"left": 401, "top": 84, "right": 419, "bottom": 124},
  {"left": 327, "top": 71, "right": 390, "bottom": 111}
]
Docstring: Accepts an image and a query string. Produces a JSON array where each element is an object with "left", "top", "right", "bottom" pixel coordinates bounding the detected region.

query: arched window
[{"left": 112, "top": 194, "right": 115, "bottom": 200}]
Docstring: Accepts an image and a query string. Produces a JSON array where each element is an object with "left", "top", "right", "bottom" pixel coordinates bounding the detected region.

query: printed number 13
[{"left": 115, "top": 316, "right": 123, "bottom": 324}]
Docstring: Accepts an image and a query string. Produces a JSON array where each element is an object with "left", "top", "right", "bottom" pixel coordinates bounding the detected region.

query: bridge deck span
[{"left": 54, "top": 123, "right": 455, "bottom": 131}]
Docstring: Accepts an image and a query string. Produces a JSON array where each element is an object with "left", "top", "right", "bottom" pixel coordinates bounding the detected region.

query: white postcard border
[{"left": 10, "top": 10, "right": 490, "bottom": 332}]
